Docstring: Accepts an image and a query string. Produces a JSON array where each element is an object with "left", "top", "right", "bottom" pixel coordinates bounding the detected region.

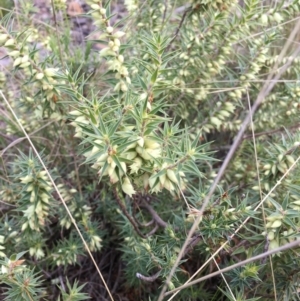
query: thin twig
[
  {"left": 136, "top": 270, "right": 162, "bottom": 282},
  {"left": 161, "top": 0, "right": 168, "bottom": 26},
  {"left": 132, "top": 198, "right": 155, "bottom": 227},
  {"left": 242, "top": 123, "right": 300, "bottom": 140},
  {"left": 164, "top": 239, "right": 300, "bottom": 295},
  {"left": 182, "top": 235, "right": 202, "bottom": 257},
  {"left": 50, "top": 0, "right": 65, "bottom": 68},
  {"left": 139, "top": 199, "right": 168, "bottom": 228},
  {"left": 167, "top": 6, "right": 192, "bottom": 50},
  {"left": 112, "top": 187, "right": 146, "bottom": 238}
]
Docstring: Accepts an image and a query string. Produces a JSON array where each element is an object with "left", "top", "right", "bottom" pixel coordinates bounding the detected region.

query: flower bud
[
  {"left": 120, "top": 83, "right": 127, "bottom": 92},
  {"left": 268, "top": 239, "right": 279, "bottom": 251},
  {"left": 99, "top": 47, "right": 116, "bottom": 57},
  {"left": 159, "top": 173, "right": 166, "bottom": 186},
  {"left": 106, "top": 26, "right": 114, "bottom": 33},
  {"left": 44, "top": 68, "right": 58, "bottom": 77},
  {"left": 118, "top": 55, "right": 124, "bottom": 63},
  {"left": 13, "top": 57, "right": 22, "bottom": 67},
  {"left": 90, "top": 4, "right": 100, "bottom": 10},
  {"left": 271, "top": 220, "right": 282, "bottom": 228},
  {"left": 113, "top": 31, "right": 126, "bottom": 38},
  {"left": 97, "top": 153, "right": 108, "bottom": 163},
  {"left": 277, "top": 154, "right": 284, "bottom": 162},
  {"left": 8, "top": 50, "right": 20, "bottom": 57},
  {"left": 100, "top": 8, "right": 106, "bottom": 15},
  {"left": 122, "top": 177, "right": 136, "bottom": 196},
  {"left": 69, "top": 110, "right": 82, "bottom": 116},
  {"left": 112, "top": 45, "right": 119, "bottom": 52},
  {"left": 266, "top": 214, "right": 282, "bottom": 222},
  {"left": 219, "top": 110, "right": 231, "bottom": 118},
  {"left": 144, "top": 137, "right": 160, "bottom": 149},
  {"left": 273, "top": 12, "right": 283, "bottom": 23},
  {"left": 167, "top": 169, "right": 178, "bottom": 184},
  {"left": 260, "top": 14, "right": 268, "bottom": 25},
  {"left": 130, "top": 157, "right": 142, "bottom": 174},
  {"left": 20, "top": 174, "right": 33, "bottom": 184},
  {"left": 137, "top": 136, "right": 144, "bottom": 147},
  {"left": 277, "top": 162, "right": 287, "bottom": 173},
  {"left": 4, "top": 38, "right": 14, "bottom": 47},
  {"left": 263, "top": 163, "right": 271, "bottom": 170},
  {"left": 286, "top": 155, "right": 295, "bottom": 165},
  {"left": 120, "top": 161, "right": 127, "bottom": 175},
  {"left": 210, "top": 116, "right": 222, "bottom": 128},
  {"left": 0, "top": 34, "right": 8, "bottom": 45},
  {"left": 114, "top": 39, "right": 121, "bottom": 47},
  {"left": 267, "top": 231, "right": 275, "bottom": 241},
  {"left": 19, "top": 62, "right": 31, "bottom": 68},
  {"left": 125, "top": 151, "right": 137, "bottom": 160},
  {"left": 149, "top": 175, "right": 159, "bottom": 188},
  {"left": 142, "top": 173, "right": 149, "bottom": 189},
  {"left": 109, "top": 170, "right": 119, "bottom": 184},
  {"left": 164, "top": 179, "right": 175, "bottom": 191},
  {"left": 35, "top": 73, "right": 44, "bottom": 80},
  {"left": 21, "top": 55, "right": 29, "bottom": 63}
]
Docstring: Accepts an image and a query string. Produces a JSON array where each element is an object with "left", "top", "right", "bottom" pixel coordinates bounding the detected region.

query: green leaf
[
  {"left": 183, "top": 160, "right": 203, "bottom": 177},
  {"left": 151, "top": 68, "right": 158, "bottom": 84},
  {"left": 267, "top": 198, "right": 282, "bottom": 210},
  {"left": 96, "top": 115, "right": 107, "bottom": 135},
  {"left": 149, "top": 168, "right": 166, "bottom": 181},
  {"left": 134, "top": 58, "right": 152, "bottom": 73},
  {"left": 98, "top": 160, "right": 109, "bottom": 182},
  {"left": 283, "top": 216, "right": 296, "bottom": 229},
  {"left": 138, "top": 75, "right": 148, "bottom": 91},
  {"left": 108, "top": 118, "right": 122, "bottom": 137},
  {"left": 111, "top": 155, "right": 126, "bottom": 175},
  {"left": 88, "top": 110, "right": 97, "bottom": 125},
  {"left": 116, "top": 138, "right": 139, "bottom": 152},
  {"left": 231, "top": 246, "right": 246, "bottom": 256}
]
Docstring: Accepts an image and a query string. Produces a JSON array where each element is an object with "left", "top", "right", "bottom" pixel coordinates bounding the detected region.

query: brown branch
[
  {"left": 167, "top": 6, "right": 192, "bottom": 50},
  {"left": 182, "top": 235, "right": 202, "bottom": 257},
  {"left": 242, "top": 123, "right": 300, "bottom": 140},
  {"left": 139, "top": 199, "right": 168, "bottom": 228},
  {"left": 285, "top": 143, "right": 300, "bottom": 155},
  {"left": 136, "top": 270, "right": 162, "bottom": 282},
  {"left": 132, "top": 201, "right": 155, "bottom": 227},
  {"left": 112, "top": 187, "right": 146, "bottom": 238},
  {"left": 145, "top": 224, "right": 159, "bottom": 237}
]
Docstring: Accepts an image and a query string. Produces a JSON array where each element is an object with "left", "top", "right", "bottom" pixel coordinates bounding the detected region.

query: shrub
[{"left": 1, "top": 0, "right": 300, "bottom": 300}]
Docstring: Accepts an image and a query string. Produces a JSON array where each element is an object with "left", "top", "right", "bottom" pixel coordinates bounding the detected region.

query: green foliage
[
  {"left": 0, "top": 252, "right": 44, "bottom": 301},
  {"left": 58, "top": 279, "right": 90, "bottom": 301},
  {"left": 0, "top": 0, "right": 300, "bottom": 300},
  {"left": 0, "top": 0, "right": 14, "bottom": 18}
]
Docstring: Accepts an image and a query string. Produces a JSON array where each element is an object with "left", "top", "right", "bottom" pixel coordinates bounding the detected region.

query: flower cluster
[
  {"left": 19, "top": 170, "right": 52, "bottom": 232},
  {"left": 261, "top": 212, "right": 298, "bottom": 252},
  {"left": 124, "top": 0, "right": 138, "bottom": 14},
  {"left": 206, "top": 101, "right": 237, "bottom": 132},
  {"left": 70, "top": 103, "right": 188, "bottom": 197},
  {"left": 87, "top": 0, "right": 130, "bottom": 93},
  {"left": 52, "top": 0, "right": 67, "bottom": 10},
  {"left": 0, "top": 31, "right": 64, "bottom": 111},
  {"left": 52, "top": 237, "right": 82, "bottom": 266},
  {"left": 192, "top": 0, "right": 237, "bottom": 11},
  {"left": 84, "top": 135, "right": 163, "bottom": 196},
  {"left": 56, "top": 184, "right": 82, "bottom": 229},
  {"left": 27, "top": 233, "right": 45, "bottom": 260}
]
